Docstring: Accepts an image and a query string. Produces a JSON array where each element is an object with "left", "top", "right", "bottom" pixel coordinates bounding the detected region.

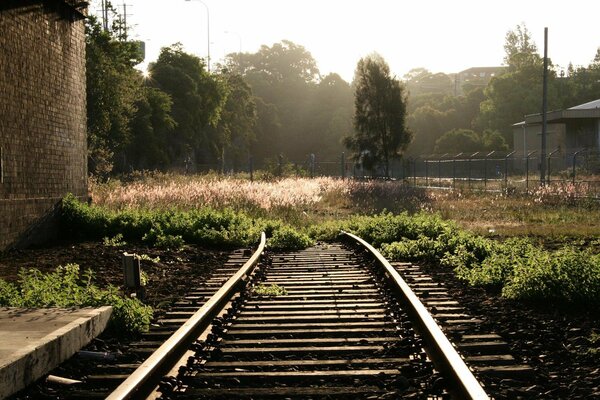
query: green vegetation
[
  {"left": 345, "top": 53, "right": 411, "bottom": 175},
  {"left": 61, "top": 193, "right": 313, "bottom": 250},
  {"left": 0, "top": 264, "right": 152, "bottom": 335},
  {"left": 310, "top": 212, "right": 600, "bottom": 307},
  {"left": 254, "top": 284, "right": 288, "bottom": 296},
  {"left": 103, "top": 233, "right": 126, "bottom": 247}
]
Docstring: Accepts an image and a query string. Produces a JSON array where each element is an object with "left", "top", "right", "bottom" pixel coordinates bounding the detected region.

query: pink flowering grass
[{"left": 91, "top": 175, "right": 349, "bottom": 212}]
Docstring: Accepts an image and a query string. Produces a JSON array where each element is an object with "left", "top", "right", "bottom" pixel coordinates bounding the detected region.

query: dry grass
[{"left": 90, "top": 173, "right": 600, "bottom": 241}]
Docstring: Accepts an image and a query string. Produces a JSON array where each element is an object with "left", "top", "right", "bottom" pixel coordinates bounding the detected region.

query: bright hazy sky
[{"left": 93, "top": 0, "right": 599, "bottom": 81}]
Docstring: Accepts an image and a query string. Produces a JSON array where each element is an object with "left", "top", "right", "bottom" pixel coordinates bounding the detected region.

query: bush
[
  {"left": 61, "top": 194, "right": 306, "bottom": 250},
  {"left": 269, "top": 226, "right": 314, "bottom": 250},
  {"left": 502, "top": 247, "right": 600, "bottom": 304},
  {"left": 0, "top": 264, "right": 152, "bottom": 335}
]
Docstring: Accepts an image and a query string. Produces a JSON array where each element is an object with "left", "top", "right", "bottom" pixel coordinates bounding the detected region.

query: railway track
[
  {"left": 30, "top": 231, "right": 536, "bottom": 399},
  {"left": 101, "top": 232, "right": 498, "bottom": 399}
]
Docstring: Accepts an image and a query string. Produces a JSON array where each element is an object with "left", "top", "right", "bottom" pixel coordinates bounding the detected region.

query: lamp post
[{"left": 185, "top": 0, "right": 210, "bottom": 72}]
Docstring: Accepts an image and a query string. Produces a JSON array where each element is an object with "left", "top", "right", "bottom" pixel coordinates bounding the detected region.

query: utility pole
[
  {"left": 540, "top": 27, "right": 548, "bottom": 185},
  {"left": 122, "top": 3, "right": 127, "bottom": 40},
  {"left": 101, "top": 0, "right": 108, "bottom": 31}
]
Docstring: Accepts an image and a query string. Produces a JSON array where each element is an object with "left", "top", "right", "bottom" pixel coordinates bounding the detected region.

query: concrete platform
[{"left": 0, "top": 306, "right": 112, "bottom": 399}]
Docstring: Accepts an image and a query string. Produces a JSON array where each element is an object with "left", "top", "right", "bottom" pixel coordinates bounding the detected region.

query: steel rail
[
  {"left": 342, "top": 231, "right": 489, "bottom": 400},
  {"left": 106, "top": 232, "right": 266, "bottom": 400}
]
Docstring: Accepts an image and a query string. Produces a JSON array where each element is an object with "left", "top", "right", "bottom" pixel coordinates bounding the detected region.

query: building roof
[
  {"left": 515, "top": 99, "right": 600, "bottom": 126},
  {"left": 569, "top": 99, "right": 600, "bottom": 110}
]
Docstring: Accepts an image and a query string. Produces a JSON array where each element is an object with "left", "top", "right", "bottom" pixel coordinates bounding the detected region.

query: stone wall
[{"left": 0, "top": 0, "right": 87, "bottom": 250}]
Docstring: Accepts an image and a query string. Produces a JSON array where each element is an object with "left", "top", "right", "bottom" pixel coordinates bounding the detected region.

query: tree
[
  {"left": 345, "top": 54, "right": 411, "bottom": 176},
  {"left": 503, "top": 24, "right": 541, "bottom": 71},
  {"left": 434, "top": 128, "right": 507, "bottom": 153},
  {"left": 478, "top": 24, "right": 560, "bottom": 144},
  {"left": 223, "top": 41, "right": 354, "bottom": 164},
  {"left": 125, "top": 87, "right": 176, "bottom": 170},
  {"left": 85, "top": 14, "right": 143, "bottom": 175},
  {"left": 149, "top": 44, "right": 227, "bottom": 164},
  {"left": 213, "top": 72, "right": 258, "bottom": 171}
]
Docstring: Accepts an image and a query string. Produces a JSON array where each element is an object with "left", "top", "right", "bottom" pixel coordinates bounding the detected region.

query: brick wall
[{"left": 0, "top": 0, "right": 87, "bottom": 250}]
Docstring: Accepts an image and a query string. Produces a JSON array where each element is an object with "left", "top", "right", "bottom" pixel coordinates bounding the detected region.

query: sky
[{"left": 92, "top": 0, "right": 600, "bottom": 82}]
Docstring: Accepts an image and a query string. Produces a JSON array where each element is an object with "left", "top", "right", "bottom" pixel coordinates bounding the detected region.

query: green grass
[
  {"left": 0, "top": 264, "right": 152, "bottom": 335},
  {"left": 253, "top": 284, "right": 288, "bottom": 296}
]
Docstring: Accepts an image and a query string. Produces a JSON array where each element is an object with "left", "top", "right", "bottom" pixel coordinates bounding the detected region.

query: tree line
[{"left": 86, "top": 11, "right": 600, "bottom": 177}]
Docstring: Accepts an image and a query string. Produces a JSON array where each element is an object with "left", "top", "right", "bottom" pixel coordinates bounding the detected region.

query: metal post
[
  {"left": 185, "top": 0, "right": 211, "bottom": 72},
  {"left": 249, "top": 155, "right": 253, "bottom": 182},
  {"left": 341, "top": 152, "right": 346, "bottom": 179},
  {"left": 412, "top": 158, "right": 416, "bottom": 187},
  {"left": 468, "top": 152, "right": 479, "bottom": 190},
  {"left": 310, "top": 153, "right": 315, "bottom": 178},
  {"left": 425, "top": 159, "right": 429, "bottom": 187},
  {"left": 278, "top": 154, "right": 283, "bottom": 177},
  {"left": 547, "top": 148, "right": 559, "bottom": 185},
  {"left": 540, "top": 27, "right": 548, "bottom": 185},
  {"left": 572, "top": 150, "right": 583, "bottom": 185},
  {"left": 526, "top": 151, "right": 536, "bottom": 191},
  {"left": 453, "top": 153, "right": 462, "bottom": 190},
  {"left": 438, "top": 153, "right": 447, "bottom": 187},
  {"left": 122, "top": 253, "right": 141, "bottom": 289},
  {"left": 484, "top": 151, "right": 495, "bottom": 191},
  {"left": 504, "top": 151, "right": 515, "bottom": 191}
]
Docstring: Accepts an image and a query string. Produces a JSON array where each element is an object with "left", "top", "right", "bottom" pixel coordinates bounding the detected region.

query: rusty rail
[
  {"left": 106, "top": 232, "right": 266, "bottom": 400},
  {"left": 342, "top": 231, "right": 489, "bottom": 400}
]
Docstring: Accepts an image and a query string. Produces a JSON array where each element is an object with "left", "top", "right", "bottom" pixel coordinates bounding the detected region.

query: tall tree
[
  {"left": 345, "top": 54, "right": 411, "bottom": 176},
  {"left": 149, "top": 44, "right": 227, "bottom": 164},
  {"left": 213, "top": 72, "right": 258, "bottom": 171},
  {"left": 503, "top": 24, "right": 541, "bottom": 71},
  {"left": 85, "top": 14, "right": 143, "bottom": 175},
  {"left": 125, "top": 87, "right": 176, "bottom": 170},
  {"left": 478, "top": 24, "right": 560, "bottom": 144}
]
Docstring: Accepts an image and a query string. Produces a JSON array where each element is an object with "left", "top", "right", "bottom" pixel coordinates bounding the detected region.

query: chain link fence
[{"left": 181, "top": 149, "right": 600, "bottom": 199}]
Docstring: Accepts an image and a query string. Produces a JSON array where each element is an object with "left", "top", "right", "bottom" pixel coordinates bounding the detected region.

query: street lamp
[{"left": 185, "top": 0, "right": 210, "bottom": 72}]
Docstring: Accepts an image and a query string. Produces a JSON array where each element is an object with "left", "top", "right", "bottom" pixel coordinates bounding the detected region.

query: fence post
[
  {"left": 310, "top": 153, "right": 315, "bottom": 178},
  {"left": 249, "top": 155, "right": 254, "bottom": 182},
  {"left": 438, "top": 153, "right": 447, "bottom": 187},
  {"left": 547, "top": 148, "right": 559, "bottom": 185},
  {"left": 572, "top": 150, "right": 583, "bottom": 186},
  {"left": 468, "top": 152, "right": 479, "bottom": 190},
  {"left": 425, "top": 159, "right": 429, "bottom": 187},
  {"left": 413, "top": 158, "right": 417, "bottom": 187},
  {"left": 453, "top": 152, "right": 462, "bottom": 190},
  {"left": 504, "top": 151, "right": 515, "bottom": 191},
  {"left": 341, "top": 152, "right": 346, "bottom": 179},
  {"left": 278, "top": 154, "right": 283, "bottom": 177},
  {"left": 526, "top": 151, "right": 536, "bottom": 191},
  {"left": 484, "top": 151, "right": 494, "bottom": 191}
]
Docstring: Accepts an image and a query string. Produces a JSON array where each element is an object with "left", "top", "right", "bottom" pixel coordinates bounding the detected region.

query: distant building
[
  {"left": 454, "top": 66, "right": 507, "bottom": 95},
  {"left": 512, "top": 99, "right": 600, "bottom": 171}
]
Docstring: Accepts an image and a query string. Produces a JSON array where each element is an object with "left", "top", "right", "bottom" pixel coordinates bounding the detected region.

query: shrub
[
  {"left": 0, "top": 264, "right": 152, "bottom": 335},
  {"left": 269, "top": 226, "right": 314, "bottom": 250},
  {"left": 502, "top": 247, "right": 600, "bottom": 304},
  {"left": 61, "top": 195, "right": 305, "bottom": 250}
]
